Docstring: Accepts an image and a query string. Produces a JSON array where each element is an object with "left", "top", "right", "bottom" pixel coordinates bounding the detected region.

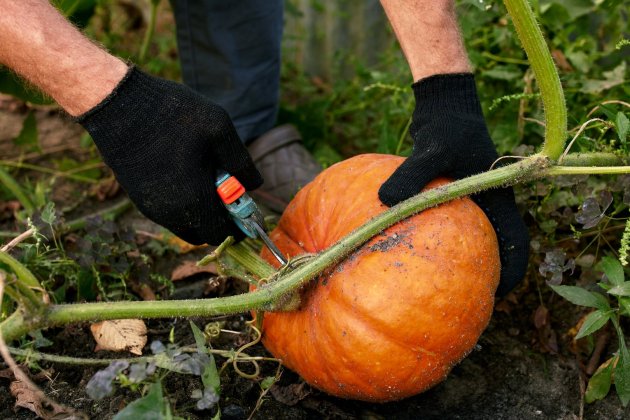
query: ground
[{"left": 0, "top": 87, "right": 628, "bottom": 419}]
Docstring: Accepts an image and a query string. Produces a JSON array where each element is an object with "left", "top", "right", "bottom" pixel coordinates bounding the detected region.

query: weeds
[
  {"left": 0, "top": 0, "right": 628, "bottom": 417},
  {"left": 551, "top": 257, "right": 630, "bottom": 405}
]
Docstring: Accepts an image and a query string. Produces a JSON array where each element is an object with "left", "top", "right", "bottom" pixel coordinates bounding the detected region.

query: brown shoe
[{"left": 247, "top": 124, "right": 322, "bottom": 213}]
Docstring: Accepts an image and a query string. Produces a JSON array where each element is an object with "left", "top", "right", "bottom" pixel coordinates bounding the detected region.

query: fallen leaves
[
  {"left": 0, "top": 200, "right": 20, "bottom": 221},
  {"left": 533, "top": 305, "right": 559, "bottom": 354},
  {"left": 0, "top": 368, "right": 86, "bottom": 419},
  {"left": 90, "top": 319, "right": 147, "bottom": 355},
  {"left": 165, "top": 234, "right": 208, "bottom": 254},
  {"left": 89, "top": 177, "right": 120, "bottom": 201},
  {"left": 171, "top": 260, "right": 217, "bottom": 282},
  {"left": 270, "top": 381, "right": 311, "bottom": 406}
]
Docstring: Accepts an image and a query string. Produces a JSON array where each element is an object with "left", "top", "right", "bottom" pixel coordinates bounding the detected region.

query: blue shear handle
[{"left": 215, "top": 171, "right": 258, "bottom": 239}]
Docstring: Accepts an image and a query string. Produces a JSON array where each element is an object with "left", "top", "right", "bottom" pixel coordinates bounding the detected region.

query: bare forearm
[
  {"left": 380, "top": 0, "right": 470, "bottom": 81},
  {"left": 0, "top": 0, "right": 127, "bottom": 116}
]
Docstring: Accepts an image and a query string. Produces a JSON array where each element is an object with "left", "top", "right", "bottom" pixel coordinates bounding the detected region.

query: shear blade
[{"left": 252, "top": 222, "right": 287, "bottom": 266}]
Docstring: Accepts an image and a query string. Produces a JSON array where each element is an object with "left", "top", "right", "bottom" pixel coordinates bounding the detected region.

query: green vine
[
  {"left": 503, "top": 0, "right": 568, "bottom": 160},
  {"left": 1, "top": 0, "right": 629, "bottom": 344}
]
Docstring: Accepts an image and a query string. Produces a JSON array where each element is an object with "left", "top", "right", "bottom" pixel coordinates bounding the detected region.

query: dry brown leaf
[
  {"left": 90, "top": 319, "right": 147, "bottom": 355},
  {"left": 552, "top": 49, "right": 573, "bottom": 72},
  {"left": 494, "top": 292, "right": 518, "bottom": 315},
  {"left": 89, "top": 177, "right": 120, "bottom": 201},
  {"left": 171, "top": 260, "right": 218, "bottom": 282},
  {"left": 5, "top": 368, "right": 86, "bottom": 419},
  {"left": 533, "top": 305, "right": 559, "bottom": 354},
  {"left": 270, "top": 382, "right": 311, "bottom": 406},
  {"left": 130, "top": 282, "right": 157, "bottom": 301},
  {"left": 166, "top": 234, "right": 208, "bottom": 254}
]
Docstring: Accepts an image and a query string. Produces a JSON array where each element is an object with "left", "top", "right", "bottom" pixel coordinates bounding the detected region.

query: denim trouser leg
[{"left": 170, "top": 0, "right": 283, "bottom": 142}]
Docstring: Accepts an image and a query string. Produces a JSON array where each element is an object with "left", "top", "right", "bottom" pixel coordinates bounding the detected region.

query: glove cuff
[
  {"left": 73, "top": 65, "right": 137, "bottom": 124},
  {"left": 411, "top": 73, "right": 483, "bottom": 116}
]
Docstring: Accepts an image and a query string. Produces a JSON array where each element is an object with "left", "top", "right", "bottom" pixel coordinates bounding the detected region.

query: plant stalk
[
  {"left": 1, "top": 156, "right": 549, "bottom": 342},
  {"left": 3, "top": 156, "right": 630, "bottom": 342},
  {"left": 503, "top": 0, "right": 567, "bottom": 160},
  {"left": 225, "top": 243, "right": 276, "bottom": 278},
  {"left": 138, "top": 0, "right": 161, "bottom": 64},
  {"left": 0, "top": 199, "right": 133, "bottom": 240},
  {"left": 546, "top": 166, "right": 630, "bottom": 176},
  {"left": 0, "top": 166, "right": 35, "bottom": 214},
  {"left": 0, "top": 252, "right": 42, "bottom": 291}
]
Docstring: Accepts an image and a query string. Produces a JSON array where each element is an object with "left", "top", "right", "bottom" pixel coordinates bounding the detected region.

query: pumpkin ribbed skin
[{"left": 259, "top": 154, "right": 500, "bottom": 402}]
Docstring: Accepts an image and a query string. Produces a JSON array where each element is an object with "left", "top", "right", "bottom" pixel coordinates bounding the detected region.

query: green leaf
[
  {"left": 600, "top": 256, "right": 625, "bottom": 286},
  {"left": 549, "top": 285, "right": 609, "bottom": 310},
  {"left": 575, "top": 310, "right": 610, "bottom": 339},
  {"left": 40, "top": 202, "right": 56, "bottom": 225},
  {"left": 615, "top": 341, "right": 630, "bottom": 406},
  {"left": 113, "top": 381, "right": 170, "bottom": 420},
  {"left": 0, "top": 165, "right": 35, "bottom": 214},
  {"left": 616, "top": 112, "right": 629, "bottom": 143},
  {"left": 585, "top": 358, "right": 614, "bottom": 403},
  {"left": 581, "top": 62, "right": 626, "bottom": 94},
  {"left": 260, "top": 376, "right": 277, "bottom": 390},
  {"left": 190, "top": 321, "right": 207, "bottom": 351},
  {"left": 201, "top": 354, "right": 220, "bottom": 395},
  {"left": 482, "top": 66, "right": 522, "bottom": 81},
  {"left": 0, "top": 67, "right": 51, "bottom": 104},
  {"left": 608, "top": 283, "right": 630, "bottom": 297},
  {"left": 620, "top": 298, "right": 630, "bottom": 317},
  {"left": 153, "top": 353, "right": 195, "bottom": 375},
  {"left": 212, "top": 408, "right": 221, "bottom": 420},
  {"left": 541, "top": 0, "right": 593, "bottom": 20},
  {"left": 190, "top": 322, "right": 220, "bottom": 395},
  {"left": 13, "top": 111, "right": 40, "bottom": 152}
]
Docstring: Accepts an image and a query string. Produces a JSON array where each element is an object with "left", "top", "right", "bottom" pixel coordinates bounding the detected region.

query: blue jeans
[{"left": 171, "top": 0, "right": 283, "bottom": 143}]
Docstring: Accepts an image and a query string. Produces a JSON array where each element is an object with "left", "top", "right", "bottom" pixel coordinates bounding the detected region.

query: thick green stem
[
  {"left": 225, "top": 243, "right": 276, "bottom": 278},
  {"left": 547, "top": 166, "right": 630, "bottom": 176},
  {"left": 0, "top": 156, "right": 548, "bottom": 342},
  {"left": 0, "top": 252, "right": 42, "bottom": 291},
  {"left": 3, "top": 156, "right": 630, "bottom": 342},
  {"left": 0, "top": 309, "right": 29, "bottom": 343},
  {"left": 503, "top": 0, "right": 567, "bottom": 160},
  {"left": 560, "top": 152, "right": 625, "bottom": 167}
]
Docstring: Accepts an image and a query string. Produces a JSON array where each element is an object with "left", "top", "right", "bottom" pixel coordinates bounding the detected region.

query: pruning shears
[{"left": 215, "top": 170, "right": 287, "bottom": 266}]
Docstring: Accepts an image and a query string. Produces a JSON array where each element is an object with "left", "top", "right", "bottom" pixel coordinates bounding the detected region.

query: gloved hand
[
  {"left": 76, "top": 66, "right": 263, "bottom": 245},
  {"left": 378, "top": 73, "right": 528, "bottom": 295}
]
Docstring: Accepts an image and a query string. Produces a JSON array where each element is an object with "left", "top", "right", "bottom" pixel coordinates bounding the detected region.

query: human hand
[
  {"left": 76, "top": 67, "right": 263, "bottom": 245},
  {"left": 378, "top": 73, "right": 528, "bottom": 295}
]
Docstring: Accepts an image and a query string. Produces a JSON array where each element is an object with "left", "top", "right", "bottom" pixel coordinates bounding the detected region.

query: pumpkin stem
[
  {"left": 223, "top": 242, "right": 276, "bottom": 280},
  {"left": 503, "top": 0, "right": 567, "bottom": 160},
  {"left": 3, "top": 156, "right": 630, "bottom": 342}
]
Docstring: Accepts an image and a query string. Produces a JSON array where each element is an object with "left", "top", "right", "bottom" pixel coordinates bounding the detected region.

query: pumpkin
[{"left": 259, "top": 153, "right": 500, "bottom": 402}]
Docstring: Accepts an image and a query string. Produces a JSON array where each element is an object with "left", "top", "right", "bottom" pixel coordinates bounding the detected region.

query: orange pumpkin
[{"left": 259, "top": 154, "right": 500, "bottom": 402}]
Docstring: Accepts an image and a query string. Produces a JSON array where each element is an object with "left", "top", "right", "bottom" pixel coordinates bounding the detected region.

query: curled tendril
[
  {"left": 204, "top": 321, "right": 224, "bottom": 339},
  {"left": 231, "top": 324, "right": 263, "bottom": 379}
]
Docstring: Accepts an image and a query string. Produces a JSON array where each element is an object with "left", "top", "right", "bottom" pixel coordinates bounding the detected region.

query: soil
[
  {"left": 1, "top": 98, "right": 630, "bottom": 420},
  {"left": 1, "top": 309, "right": 628, "bottom": 419}
]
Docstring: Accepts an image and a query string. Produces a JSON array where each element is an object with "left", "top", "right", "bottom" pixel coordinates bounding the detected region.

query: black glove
[
  {"left": 76, "top": 66, "right": 263, "bottom": 245},
  {"left": 378, "top": 73, "right": 528, "bottom": 296}
]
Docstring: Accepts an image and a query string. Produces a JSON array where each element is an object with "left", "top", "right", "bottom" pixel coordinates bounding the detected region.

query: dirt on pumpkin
[{"left": 1, "top": 99, "right": 629, "bottom": 420}]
